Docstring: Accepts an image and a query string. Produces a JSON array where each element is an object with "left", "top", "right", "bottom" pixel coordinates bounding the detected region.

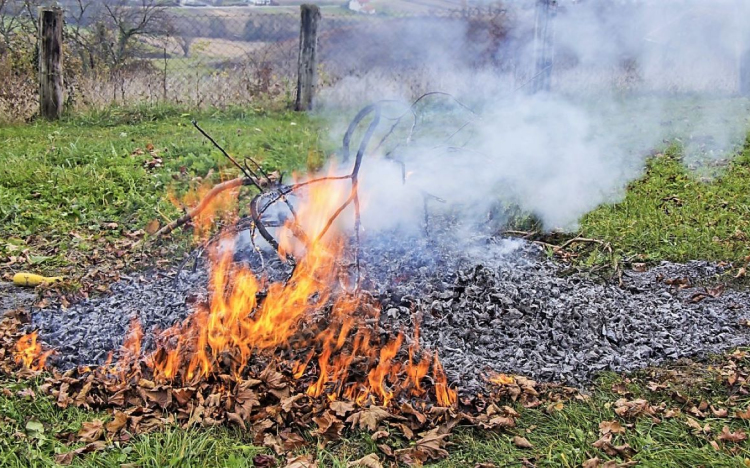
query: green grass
[
  {"left": 581, "top": 141, "right": 750, "bottom": 265},
  {"left": 2, "top": 357, "right": 750, "bottom": 467},
  {"left": 0, "top": 105, "right": 324, "bottom": 278}
]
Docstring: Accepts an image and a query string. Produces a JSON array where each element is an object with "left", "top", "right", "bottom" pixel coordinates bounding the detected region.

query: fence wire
[{"left": 0, "top": 1, "right": 747, "bottom": 121}]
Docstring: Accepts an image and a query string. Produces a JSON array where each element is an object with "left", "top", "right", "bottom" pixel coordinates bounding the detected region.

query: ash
[{"left": 31, "top": 229, "right": 750, "bottom": 390}]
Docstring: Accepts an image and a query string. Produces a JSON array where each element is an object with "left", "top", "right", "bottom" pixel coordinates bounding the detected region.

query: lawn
[{"left": 1, "top": 104, "right": 750, "bottom": 467}]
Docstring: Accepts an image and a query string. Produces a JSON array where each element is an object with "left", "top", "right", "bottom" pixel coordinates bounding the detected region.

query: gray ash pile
[{"left": 30, "top": 232, "right": 750, "bottom": 390}]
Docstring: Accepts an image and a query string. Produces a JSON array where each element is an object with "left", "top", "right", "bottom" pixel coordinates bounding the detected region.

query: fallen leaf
[
  {"left": 25, "top": 420, "right": 44, "bottom": 436},
  {"left": 145, "top": 219, "right": 160, "bottom": 235},
  {"left": 599, "top": 420, "right": 626, "bottom": 435},
  {"left": 736, "top": 408, "right": 750, "bottom": 419},
  {"left": 711, "top": 407, "right": 728, "bottom": 418},
  {"left": 395, "top": 429, "right": 450, "bottom": 466},
  {"left": 312, "top": 411, "right": 344, "bottom": 441},
  {"left": 54, "top": 441, "right": 107, "bottom": 465},
  {"left": 717, "top": 426, "right": 747, "bottom": 443},
  {"left": 347, "top": 406, "right": 392, "bottom": 432},
  {"left": 105, "top": 410, "right": 128, "bottom": 434},
  {"left": 614, "top": 398, "right": 657, "bottom": 420},
  {"left": 512, "top": 435, "right": 533, "bottom": 449},
  {"left": 252, "top": 454, "right": 276, "bottom": 468},
  {"left": 329, "top": 400, "right": 356, "bottom": 417},
  {"left": 685, "top": 417, "right": 705, "bottom": 434},
  {"left": 593, "top": 433, "right": 636, "bottom": 459},
  {"left": 347, "top": 453, "right": 384, "bottom": 468},
  {"left": 284, "top": 455, "right": 315, "bottom": 468},
  {"left": 490, "top": 374, "right": 516, "bottom": 385},
  {"left": 707, "top": 285, "right": 725, "bottom": 298},
  {"left": 78, "top": 419, "right": 105, "bottom": 443},
  {"left": 582, "top": 458, "right": 602, "bottom": 468}
]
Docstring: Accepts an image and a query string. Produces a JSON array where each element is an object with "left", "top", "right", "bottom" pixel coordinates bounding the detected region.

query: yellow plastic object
[{"left": 12, "top": 273, "right": 63, "bottom": 287}]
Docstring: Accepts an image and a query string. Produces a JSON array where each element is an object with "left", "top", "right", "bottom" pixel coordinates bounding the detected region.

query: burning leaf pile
[{"left": 5, "top": 97, "right": 750, "bottom": 465}]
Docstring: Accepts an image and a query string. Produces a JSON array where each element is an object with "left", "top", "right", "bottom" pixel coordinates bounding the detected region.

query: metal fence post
[
  {"left": 532, "top": 0, "right": 555, "bottom": 94},
  {"left": 39, "top": 6, "right": 64, "bottom": 119},
  {"left": 295, "top": 4, "right": 320, "bottom": 111}
]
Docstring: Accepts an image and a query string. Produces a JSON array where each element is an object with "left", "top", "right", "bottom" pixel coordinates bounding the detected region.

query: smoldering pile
[{"left": 31, "top": 227, "right": 750, "bottom": 391}]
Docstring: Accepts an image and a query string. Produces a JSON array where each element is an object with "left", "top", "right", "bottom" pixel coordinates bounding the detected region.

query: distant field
[{"left": 169, "top": 0, "right": 465, "bottom": 16}]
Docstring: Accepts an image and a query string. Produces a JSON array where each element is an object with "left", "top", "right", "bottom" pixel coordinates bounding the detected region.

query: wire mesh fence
[
  {"left": 0, "top": 1, "right": 519, "bottom": 120},
  {"left": 1, "top": 1, "right": 747, "bottom": 122}
]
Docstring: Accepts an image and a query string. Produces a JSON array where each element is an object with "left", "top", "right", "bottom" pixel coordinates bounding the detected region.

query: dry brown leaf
[
  {"left": 395, "top": 429, "right": 451, "bottom": 466},
  {"left": 610, "top": 382, "right": 629, "bottom": 395},
  {"left": 686, "top": 417, "right": 704, "bottom": 434},
  {"left": 312, "top": 411, "right": 344, "bottom": 441},
  {"left": 400, "top": 402, "right": 427, "bottom": 425},
  {"left": 144, "top": 389, "right": 171, "bottom": 409},
  {"left": 711, "top": 407, "right": 728, "bottom": 418},
  {"left": 226, "top": 412, "right": 246, "bottom": 430},
  {"left": 599, "top": 420, "right": 626, "bottom": 435},
  {"left": 263, "top": 433, "right": 285, "bottom": 455},
  {"left": 347, "top": 453, "right": 384, "bottom": 468},
  {"left": 614, "top": 398, "right": 657, "bottom": 420},
  {"left": 582, "top": 458, "right": 602, "bottom": 468},
  {"left": 735, "top": 407, "right": 750, "bottom": 419},
  {"left": 347, "top": 406, "right": 392, "bottom": 432},
  {"left": 280, "top": 393, "right": 307, "bottom": 413},
  {"left": 54, "top": 441, "right": 107, "bottom": 465},
  {"left": 105, "top": 410, "right": 128, "bottom": 435},
  {"left": 512, "top": 435, "right": 533, "bottom": 449},
  {"left": 252, "top": 454, "right": 277, "bottom": 468},
  {"left": 717, "top": 426, "right": 747, "bottom": 443},
  {"left": 491, "top": 374, "right": 516, "bottom": 385},
  {"left": 371, "top": 430, "right": 389, "bottom": 441},
  {"left": 280, "top": 431, "right": 306, "bottom": 451},
  {"left": 330, "top": 400, "right": 356, "bottom": 417},
  {"left": 592, "top": 433, "right": 636, "bottom": 459},
  {"left": 77, "top": 419, "right": 105, "bottom": 443},
  {"left": 377, "top": 444, "right": 394, "bottom": 457},
  {"left": 284, "top": 454, "right": 315, "bottom": 468}
]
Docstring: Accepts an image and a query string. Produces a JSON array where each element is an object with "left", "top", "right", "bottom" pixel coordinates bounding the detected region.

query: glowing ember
[{"left": 14, "top": 331, "right": 53, "bottom": 371}]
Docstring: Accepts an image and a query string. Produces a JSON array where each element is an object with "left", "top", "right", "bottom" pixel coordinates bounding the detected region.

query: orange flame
[
  {"left": 124, "top": 170, "right": 457, "bottom": 407},
  {"left": 168, "top": 174, "right": 240, "bottom": 241},
  {"left": 14, "top": 332, "right": 53, "bottom": 371}
]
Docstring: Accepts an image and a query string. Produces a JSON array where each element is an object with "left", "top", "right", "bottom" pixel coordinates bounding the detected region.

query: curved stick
[{"left": 153, "top": 177, "right": 249, "bottom": 240}]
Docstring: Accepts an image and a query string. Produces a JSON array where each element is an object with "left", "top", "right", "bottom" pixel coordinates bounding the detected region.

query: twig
[{"left": 151, "top": 177, "right": 249, "bottom": 240}]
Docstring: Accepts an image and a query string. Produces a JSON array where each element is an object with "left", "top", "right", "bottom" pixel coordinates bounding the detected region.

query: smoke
[{"left": 315, "top": 0, "right": 750, "bottom": 233}]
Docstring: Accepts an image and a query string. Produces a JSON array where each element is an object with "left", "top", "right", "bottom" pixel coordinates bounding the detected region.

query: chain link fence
[
  {"left": 1, "top": 1, "right": 747, "bottom": 122},
  {"left": 0, "top": 1, "right": 519, "bottom": 121}
]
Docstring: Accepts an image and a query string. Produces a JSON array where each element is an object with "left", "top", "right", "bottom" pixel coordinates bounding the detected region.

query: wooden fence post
[
  {"left": 295, "top": 4, "right": 320, "bottom": 111},
  {"left": 38, "top": 6, "right": 64, "bottom": 119},
  {"left": 532, "top": 0, "right": 555, "bottom": 94}
]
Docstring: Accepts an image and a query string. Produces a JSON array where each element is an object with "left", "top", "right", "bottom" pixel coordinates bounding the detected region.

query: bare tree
[{"left": 99, "top": 0, "right": 172, "bottom": 66}]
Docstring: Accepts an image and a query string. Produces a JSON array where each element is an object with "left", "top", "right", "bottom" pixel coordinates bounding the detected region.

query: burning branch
[{"left": 152, "top": 176, "right": 251, "bottom": 240}]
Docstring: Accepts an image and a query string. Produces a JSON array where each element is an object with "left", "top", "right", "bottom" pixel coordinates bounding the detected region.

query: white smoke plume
[{"left": 316, "top": 0, "right": 750, "bottom": 232}]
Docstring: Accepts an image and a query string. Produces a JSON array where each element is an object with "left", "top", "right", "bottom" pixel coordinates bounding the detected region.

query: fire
[
  {"left": 129, "top": 169, "right": 457, "bottom": 407},
  {"left": 14, "top": 332, "right": 53, "bottom": 371},
  {"left": 489, "top": 373, "right": 516, "bottom": 386},
  {"left": 168, "top": 174, "right": 240, "bottom": 241}
]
